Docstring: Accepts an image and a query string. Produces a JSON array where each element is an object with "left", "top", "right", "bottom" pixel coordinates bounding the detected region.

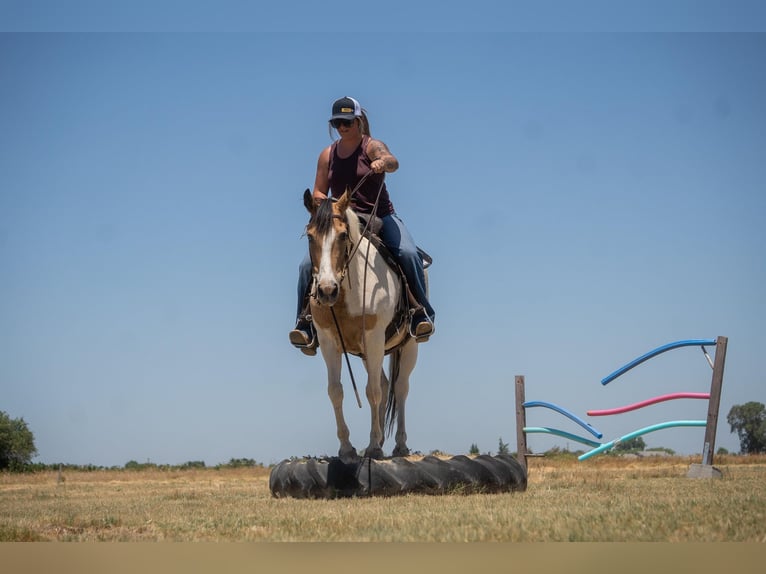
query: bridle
[
  {"left": 308, "top": 169, "right": 385, "bottom": 292},
  {"left": 307, "top": 171, "right": 380, "bottom": 288}
]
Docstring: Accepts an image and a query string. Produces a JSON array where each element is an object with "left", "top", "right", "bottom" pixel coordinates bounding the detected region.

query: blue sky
[{"left": 2, "top": 7, "right": 765, "bottom": 466}]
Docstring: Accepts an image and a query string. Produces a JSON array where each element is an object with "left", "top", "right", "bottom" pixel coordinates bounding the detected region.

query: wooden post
[
  {"left": 702, "top": 336, "right": 728, "bottom": 466},
  {"left": 515, "top": 375, "right": 528, "bottom": 474}
]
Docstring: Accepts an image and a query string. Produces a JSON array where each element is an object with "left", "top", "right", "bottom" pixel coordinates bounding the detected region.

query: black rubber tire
[{"left": 269, "top": 454, "right": 527, "bottom": 499}]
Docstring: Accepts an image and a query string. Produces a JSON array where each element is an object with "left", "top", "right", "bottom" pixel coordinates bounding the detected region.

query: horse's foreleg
[
  {"left": 377, "top": 368, "right": 389, "bottom": 448},
  {"left": 321, "top": 347, "right": 355, "bottom": 461},
  {"left": 392, "top": 340, "right": 417, "bottom": 457},
  {"left": 362, "top": 347, "right": 385, "bottom": 460}
]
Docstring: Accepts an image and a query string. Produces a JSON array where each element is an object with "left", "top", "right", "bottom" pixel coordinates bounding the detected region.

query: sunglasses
[{"left": 330, "top": 118, "right": 356, "bottom": 129}]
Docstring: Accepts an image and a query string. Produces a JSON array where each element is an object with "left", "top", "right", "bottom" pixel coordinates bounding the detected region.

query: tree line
[{"left": 0, "top": 410, "right": 264, "bottom": 471}]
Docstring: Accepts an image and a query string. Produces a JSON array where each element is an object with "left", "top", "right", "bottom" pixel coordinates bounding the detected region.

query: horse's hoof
[
  {"left": 392, "top": 445, "right": 410, "bottom": 458},
  {"left": 363, "top": 447, "right": 384, "bottom": 460},
  {"left": 338, "top": 448, "right": 359, "bottom": 464}
]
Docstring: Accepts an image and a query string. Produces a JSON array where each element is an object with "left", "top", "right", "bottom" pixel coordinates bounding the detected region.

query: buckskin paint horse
[{"left": 302, "top": 189, "right": 420, "bottom": 461}]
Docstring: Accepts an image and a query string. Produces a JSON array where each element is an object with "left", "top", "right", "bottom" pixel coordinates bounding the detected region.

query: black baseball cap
[{"left": 330, "top": 96, "right": 362, "bottom": 121}]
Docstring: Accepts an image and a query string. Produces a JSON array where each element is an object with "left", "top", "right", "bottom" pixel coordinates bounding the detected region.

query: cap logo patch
[{"left": 340, "top": 107, "right": 353, "bottom": 113}]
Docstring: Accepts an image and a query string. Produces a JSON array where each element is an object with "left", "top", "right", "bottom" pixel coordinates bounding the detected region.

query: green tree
[
  {"left": 469, "top": 443, "right": 480, "bottom": 455},
  {"left": 222, "top": 458, "right": 259, "bottom": 468},
  {"left": 179, "top": 460, "right": 206, "bottom": 469},
  {"left": 497, "top": 437, "right": 509, "bottom": 455},
  {"left": 614, "top": 436, "right": 646, "bottom": 452},
  {"left": 0, "top": 411, "right": 38, "bottom": 471},
  {"left": 727, "top": 402, "right": 766, "bottom": 454}
]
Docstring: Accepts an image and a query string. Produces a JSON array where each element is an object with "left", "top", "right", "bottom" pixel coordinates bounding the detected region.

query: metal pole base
[{"left": 687, "top": 463, "right": 723, "bottom": 479}]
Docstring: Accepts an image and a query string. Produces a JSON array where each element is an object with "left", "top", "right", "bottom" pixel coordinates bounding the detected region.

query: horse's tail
[{"left": 384, "top": 347, "right": 402, "bottom": 437}]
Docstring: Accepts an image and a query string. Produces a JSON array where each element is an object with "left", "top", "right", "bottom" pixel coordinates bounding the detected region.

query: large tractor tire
[{"left": 269, "top": 454, "right": 527, "bottom": 499}]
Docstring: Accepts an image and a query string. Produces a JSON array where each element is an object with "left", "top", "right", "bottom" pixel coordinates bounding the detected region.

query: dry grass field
[{"left": 1, "top": 454, "right": 765, "bottom": 542}]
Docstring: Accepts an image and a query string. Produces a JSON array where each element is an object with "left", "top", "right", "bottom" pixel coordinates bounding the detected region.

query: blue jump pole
[
  {"left": 523, "top": 400, "right": 603, "bottom": 438},
  {"left": 601, "top": 339, "right": 717, "bottom": 385}
]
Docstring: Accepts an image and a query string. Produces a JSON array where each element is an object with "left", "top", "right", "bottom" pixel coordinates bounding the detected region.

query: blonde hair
[{"left": 358, "top": 110, "right": 371, "bottom": 136}]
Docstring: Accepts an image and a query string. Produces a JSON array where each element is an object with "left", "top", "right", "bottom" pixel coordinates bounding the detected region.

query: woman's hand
[
  {"left": 371, "top": 158, "right": 387, "bottom": 174},
  {"left": 367, "top": 139, "right": 398, "bottom": 174}
]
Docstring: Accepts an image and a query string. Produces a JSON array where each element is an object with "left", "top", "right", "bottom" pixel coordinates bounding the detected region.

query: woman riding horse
[{"left": 289, "top": 96, "right": 435, "bottom": 355}]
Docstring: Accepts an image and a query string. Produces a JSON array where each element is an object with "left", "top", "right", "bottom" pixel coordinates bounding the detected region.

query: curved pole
[
  {"left": 601, "top": 339, "right": 717, "bottom": 385},
  {"left": 523, "top": 400, "right": 603, "bottom": 439},
  {"left": 587, "top": 392, "right": 710, "bottom": 416},
  {"left": 578, "top": 420, "right": 707, "bottom": 461},
  {"left": 523, "top": 427, "right": 602, "bottom": 448}
]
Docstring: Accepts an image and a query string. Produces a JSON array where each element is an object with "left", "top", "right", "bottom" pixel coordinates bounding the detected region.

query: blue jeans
[{"left": 296, "top": 213, "right": 434, "bottom": 322}]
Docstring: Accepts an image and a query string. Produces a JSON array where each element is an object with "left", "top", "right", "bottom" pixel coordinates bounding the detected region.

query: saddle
[
  {"left": 355, "top": 213, "right": 432, "bottom": 351},
  {"left": 356, "top": 213, "right": 432, "bottom": 270}
]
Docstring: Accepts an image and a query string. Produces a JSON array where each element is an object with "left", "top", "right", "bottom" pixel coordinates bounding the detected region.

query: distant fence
[{"left": 515, "top": 336, "right": 728, "bottom": 474}]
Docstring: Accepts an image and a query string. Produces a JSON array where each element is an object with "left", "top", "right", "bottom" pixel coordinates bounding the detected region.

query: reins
[
  {"left": 330, "top": 306, "right": 364, "bottom": 409},
  {"left": 331, "top": 170, "right": 386, "bottom": 410},
  {"left": 343, "top": 171, "right": 379, "bottom": 267}
]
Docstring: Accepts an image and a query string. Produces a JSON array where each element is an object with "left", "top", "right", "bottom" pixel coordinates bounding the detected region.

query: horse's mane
[
  {"left": 310, "top": 197, "right": 362, "bottom": 247},
  {"left": 345, "top": 206, "right": 362, "bottom": 246},
  {"left": 309, "top": 197, "right": 337, "bottom": 235}
]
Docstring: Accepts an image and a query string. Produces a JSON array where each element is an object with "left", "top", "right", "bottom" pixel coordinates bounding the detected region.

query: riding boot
[
  {"left": 402, "top": 280, "right": 434, "bottom": 343},
  {"left": 409, "top": 307, "right": 435, "bottom": 342},
  {"left": 289, "top": 301, "right": 318, "bottom": 356},
  {"left": 403, "top": 286, "right": 434, "bottom": 343}
]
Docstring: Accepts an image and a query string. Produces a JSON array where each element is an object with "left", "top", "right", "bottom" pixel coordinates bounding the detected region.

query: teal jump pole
[{"left": 578, "top": 420, "right": 707, "bottom": 461}]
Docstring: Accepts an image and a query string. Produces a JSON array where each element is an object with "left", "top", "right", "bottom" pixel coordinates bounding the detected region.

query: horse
[{"left": 302, "top": 188, "right": 420, "bottom": 461}]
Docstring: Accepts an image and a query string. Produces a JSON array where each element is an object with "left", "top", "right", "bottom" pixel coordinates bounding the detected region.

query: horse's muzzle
[{"left": 316, "top": 279, "right": 340, "bottom": 305}]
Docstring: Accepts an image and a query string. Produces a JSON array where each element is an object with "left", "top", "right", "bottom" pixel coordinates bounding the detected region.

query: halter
[
  {"left": 307, "top": 213, "right": 352, "bottom": 298},
  {"left": 308, "top": 171, "right": 384, "bottom": 294}
]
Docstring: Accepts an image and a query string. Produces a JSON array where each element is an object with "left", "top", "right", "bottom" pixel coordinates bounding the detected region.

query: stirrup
[
  {"left": 289, "top": 316, "right": 318, "bottom": 356},
  {"left": 409, "top": 313, "right": 434, "bottom": 343}
]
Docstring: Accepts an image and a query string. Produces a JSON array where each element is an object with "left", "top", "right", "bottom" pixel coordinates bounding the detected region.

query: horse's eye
[
  {"left": 307, "top": 234, "right": 315, "bottom": 243},
  {"left": 338, "top": 231, "right": 348, "bottom": 241}
]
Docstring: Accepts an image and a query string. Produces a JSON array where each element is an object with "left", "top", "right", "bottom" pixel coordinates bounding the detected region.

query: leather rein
[{"left": 316, "top": 171, "right": 386, "bottom": 410}]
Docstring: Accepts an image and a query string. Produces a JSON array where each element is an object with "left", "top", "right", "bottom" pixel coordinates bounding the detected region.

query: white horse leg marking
[
  {"left": 378, "top": 367, "right": 389, "bottom": 447},
  {"left": 392, "top": 339, "right": 418, "bottom": 457},
  {"left": 362, "top": 341, "right": 386, "bottom": 459},
  {"left": 320, "top": 345, "right": 355, "bottom": 460}
]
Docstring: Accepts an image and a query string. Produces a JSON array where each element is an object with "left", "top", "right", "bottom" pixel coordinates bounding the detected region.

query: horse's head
[{"left": 303, "top": 188, "right": 354, "bottom": 306}]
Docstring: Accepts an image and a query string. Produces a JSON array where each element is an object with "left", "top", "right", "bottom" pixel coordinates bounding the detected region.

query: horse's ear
[
  {"left": 336, "top": 187, "right": 351, "bottom": 213},
  {"left": 303, "top": 188, "right": 315, "bottom": 214}
]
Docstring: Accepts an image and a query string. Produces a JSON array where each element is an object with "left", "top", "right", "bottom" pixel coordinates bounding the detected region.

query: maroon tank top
[{"left": 328, "top": 135, "right": 395, "bottom": 217}]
